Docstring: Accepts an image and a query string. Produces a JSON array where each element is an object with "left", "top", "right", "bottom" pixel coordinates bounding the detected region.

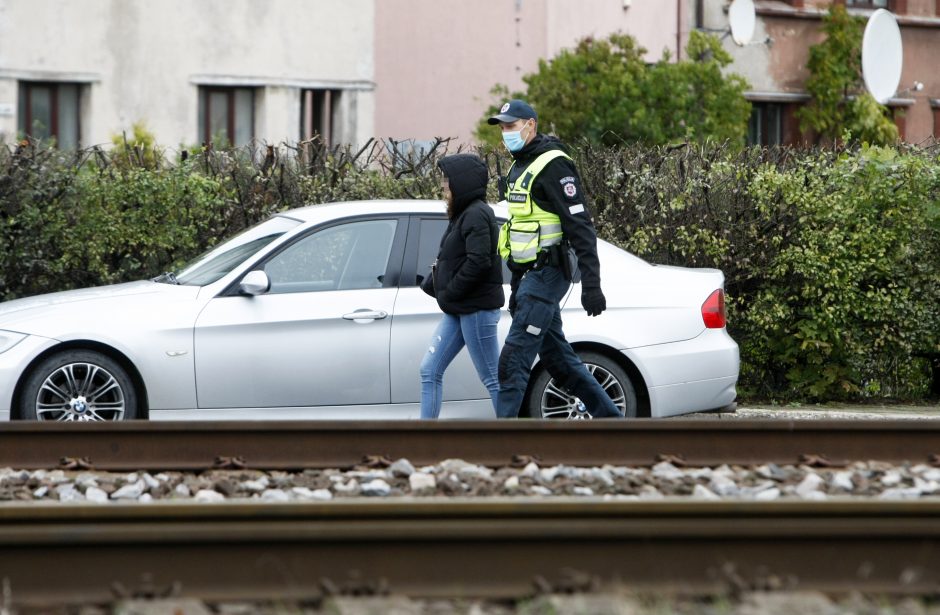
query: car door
[
  {"left": 193, "top": 217, "right": 406, "bottom": 412},
  {"left": 388, "top": 215, "right": 512, "bottom": 417}
]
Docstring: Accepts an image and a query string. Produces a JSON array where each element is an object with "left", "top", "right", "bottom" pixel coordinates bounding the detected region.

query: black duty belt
[
  {"left": 510, "top": 244, "right": 568, "bottom": 274},
  {"left": 531, "top": 245, "right": 564, "bottom": 270}
]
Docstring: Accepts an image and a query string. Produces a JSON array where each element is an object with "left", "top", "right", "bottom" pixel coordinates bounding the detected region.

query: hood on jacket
[{"left": 437, "top": 154, "right": 488, "bottom": 217}]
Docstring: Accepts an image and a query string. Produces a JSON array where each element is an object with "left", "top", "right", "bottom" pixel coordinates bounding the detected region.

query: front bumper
[
  {"left": 0, "top": 334, "right": 58, "bottom": 419},
  {"left": 627, "top": 328, "right": 740, "bottom": 418}
]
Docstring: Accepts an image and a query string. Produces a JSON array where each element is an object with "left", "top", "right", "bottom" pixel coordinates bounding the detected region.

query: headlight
[{"left": 0, "top": 330, "right": 26, "bottom": 355}]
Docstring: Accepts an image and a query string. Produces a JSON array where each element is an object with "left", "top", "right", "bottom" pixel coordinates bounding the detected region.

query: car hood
[{"left": 0, "top": 281, "right": 200, "bottom": 335}]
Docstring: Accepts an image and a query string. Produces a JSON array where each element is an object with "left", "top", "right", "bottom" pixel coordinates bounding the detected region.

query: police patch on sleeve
[{"left": 563, "top": 183, "right": 577, "bottom": 198}]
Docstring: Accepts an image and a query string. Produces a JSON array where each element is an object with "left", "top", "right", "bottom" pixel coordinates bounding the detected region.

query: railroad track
[
  {"left": 1, "top": 499, "right": 939, "bottom": 605},
  {"left": 2, "top": 420, "right": 939, "bottom": 606},
  {"left": 0, "top": 419, "right": 938, "bottom": 471}
]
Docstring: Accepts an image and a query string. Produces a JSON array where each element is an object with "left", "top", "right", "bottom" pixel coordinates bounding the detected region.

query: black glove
[
  {"left": 508, "top": 291, "right": 518, "bottom": 317},
  {"left": 581, "top": 286, "right": 606, "bottom": 317}
]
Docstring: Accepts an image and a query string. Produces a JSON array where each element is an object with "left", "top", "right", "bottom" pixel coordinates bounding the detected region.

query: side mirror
[{"left": 239, "top": 270, "right": 270, "bottom": 296}]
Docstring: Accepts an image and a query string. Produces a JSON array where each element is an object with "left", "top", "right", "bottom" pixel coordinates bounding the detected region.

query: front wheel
[
  {"left": 18, "top": 350, "right": 138, "bottom": 421},
  {"left": 528, "top": 351, "right": 637, "bottom": 419}
]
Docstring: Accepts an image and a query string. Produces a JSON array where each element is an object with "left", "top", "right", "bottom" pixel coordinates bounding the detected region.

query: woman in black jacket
[{"left": 419, "top": 154, "right": 505, "bottom": 419}]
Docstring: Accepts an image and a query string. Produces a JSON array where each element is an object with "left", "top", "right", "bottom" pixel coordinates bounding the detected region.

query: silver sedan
[{"left": 0, "top": 200, "right": 739, "bottom": 421}]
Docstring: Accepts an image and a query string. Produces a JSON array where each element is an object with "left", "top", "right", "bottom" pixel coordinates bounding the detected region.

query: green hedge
[
  {"left": 1, "top": 139, "right": 938, "bottom": 402},
  {"left": 576, "top": 142, "right": 940, "bottom": 400}
]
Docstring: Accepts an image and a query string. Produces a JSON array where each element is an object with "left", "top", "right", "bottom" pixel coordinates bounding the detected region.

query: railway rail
[
  {"left": 1, "top": 499, "right": 939, "bottom": 605},
  {"left": 0, "top": 419, "right": 937, "bottom": 471}
]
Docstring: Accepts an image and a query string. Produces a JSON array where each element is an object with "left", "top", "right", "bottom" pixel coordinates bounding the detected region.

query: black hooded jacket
[
  {"left": 505, "top": 134, "right": 603, "bottom": 290},
  {"left": 421, "top": 154, "right": 505, "bottom": 315}
]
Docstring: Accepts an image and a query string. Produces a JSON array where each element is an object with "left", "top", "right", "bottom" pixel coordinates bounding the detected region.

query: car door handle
[{"left": 342, "top": 309, "right": 388, "bottom": 321}]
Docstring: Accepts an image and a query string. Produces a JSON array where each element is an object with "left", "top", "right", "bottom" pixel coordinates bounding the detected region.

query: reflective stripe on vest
[{"left": 499, "top": 149, "right": 570, "bottom": 263}]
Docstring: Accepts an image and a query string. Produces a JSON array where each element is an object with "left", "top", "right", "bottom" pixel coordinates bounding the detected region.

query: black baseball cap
[{"left": 487, "top": 99, "right": 538, "bottom": 125}]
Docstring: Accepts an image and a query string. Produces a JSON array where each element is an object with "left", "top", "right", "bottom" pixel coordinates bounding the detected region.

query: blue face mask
[{"left": 502, "top": 122, "right": 531, "bottom": 152}]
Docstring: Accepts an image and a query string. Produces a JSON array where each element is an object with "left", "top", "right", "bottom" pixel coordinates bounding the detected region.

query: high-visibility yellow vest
[{"left": 498, "top": 149, "right": 568, "bottom": 264}]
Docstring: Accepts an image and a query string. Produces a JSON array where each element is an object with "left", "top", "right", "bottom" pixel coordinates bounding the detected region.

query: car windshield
[{"left": 172, "top": 216, "right": 302, "bottom": 286}]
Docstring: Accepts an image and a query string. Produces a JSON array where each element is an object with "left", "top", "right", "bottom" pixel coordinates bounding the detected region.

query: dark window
[
  {"left": 198, "top": 87, "right": 255, "bottom": 146},
  {"left": 414, "top": 217, "right": 511, "bottom": 287},
  {"left": 747, "top": 103, "right": 783, "bottom": 146},
  {"left": 416, "top": 218, "right": 449, "bottom": 286},
  {"left": 301, "top": 89, "right": 342, "bottom": 146},
  {"left": 17, "top": 81, "right": 81, "bottom": 148}
]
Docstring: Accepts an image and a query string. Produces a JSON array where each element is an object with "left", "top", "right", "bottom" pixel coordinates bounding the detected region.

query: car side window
[
  {"left": 263, "top": 219, "right": 398, "bottom": 293},
  {"left": 414, "top": 217, "right": 511, "bottom": 286},
  {"left": 415, "top": 218, "right": 448, "bottom": 286}
]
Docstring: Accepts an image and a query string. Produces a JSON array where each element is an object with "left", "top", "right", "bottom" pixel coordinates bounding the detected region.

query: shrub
[
  {"left": 576, "top": 141, "right": 940, "bottom": 400},
  {"left": 474, "top": 31, "right": 751, "bottom": 146}
]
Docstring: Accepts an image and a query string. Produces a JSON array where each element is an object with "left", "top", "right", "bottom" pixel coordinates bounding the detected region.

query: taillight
[{"left": 702, "top": 289, "right": 726, "bottom": 328}]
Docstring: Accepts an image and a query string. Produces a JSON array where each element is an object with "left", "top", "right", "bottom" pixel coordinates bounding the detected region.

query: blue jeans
[
  {"left": 496, "top": 265, "right": 622, "bottom": 419},
  {"left": 420, "top": 309, "right": 501, "bottom": 419}
]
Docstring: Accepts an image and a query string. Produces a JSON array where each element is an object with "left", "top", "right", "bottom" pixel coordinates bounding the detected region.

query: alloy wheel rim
[
  {"left": 539, "top": 363, "right": 626, "bottom": 419},
  {"left": 35, "top": 362, "right": 125, "bottom": 421}
]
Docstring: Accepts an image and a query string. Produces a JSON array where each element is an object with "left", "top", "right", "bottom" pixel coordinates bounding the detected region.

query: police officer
[{"left": 489, "top": 99, "right": 622, "bottom": 419}]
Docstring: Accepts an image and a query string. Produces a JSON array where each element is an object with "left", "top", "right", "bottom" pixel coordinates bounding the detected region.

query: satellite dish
[
  {"left": 862, "top": 9, "right": 903, "bottom": 104},
  {"left": 728, "top": 0, "right": 756, "bottom": 46}
]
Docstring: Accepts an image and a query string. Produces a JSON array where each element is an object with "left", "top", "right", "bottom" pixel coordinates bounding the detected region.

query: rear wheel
[
  {"left": 528, "top": 351, "right": 637, "bottom": 419},
  {"left": 18, "top": 350, "right": 138, "bottom": 421}
]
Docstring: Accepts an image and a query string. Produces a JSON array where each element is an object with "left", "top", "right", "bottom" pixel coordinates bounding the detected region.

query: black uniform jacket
[
  {"left": 506, "top": 134, "right": 603, "bottom": 290},
  {"left": 421, "top": 154, "right": 505, "bottom": 315}
]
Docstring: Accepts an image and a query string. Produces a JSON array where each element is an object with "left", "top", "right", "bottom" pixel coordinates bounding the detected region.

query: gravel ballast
[
  {"left": 14, "top": 591, "right": 940, "bottom": 615},
  {"left": 2, "top": 458, "right": 940, "bottom": 503}
]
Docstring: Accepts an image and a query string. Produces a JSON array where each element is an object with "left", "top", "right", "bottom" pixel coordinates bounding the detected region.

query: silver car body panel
[
  {"left": 149, "top": 399, "right": 495, "bottom": 421},
  {"left": 0, "top": 333, "right": 59, "bottom": 416},
  {"left": 0, "top": 283, "right": 204, "bottom": 412},
  {"left": 627, "top": 328, "right": 740, "bottom": 417},
  {"left": 388, "top": 286, "right": 513, "bottom": 404},
  {"left": 194, "top": 287, "right": 398, "bottom": 408},
  {"left": 0, "top": 199, "right": 739, "bottom": 419}
]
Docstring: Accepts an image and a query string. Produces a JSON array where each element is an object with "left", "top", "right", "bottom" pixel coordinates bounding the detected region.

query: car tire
[
  {"left": 18, "top": 350, "right": 138, "bottom": 421},
  {"left": 527, "top": 351, "right": 637, "bottom": 419}
]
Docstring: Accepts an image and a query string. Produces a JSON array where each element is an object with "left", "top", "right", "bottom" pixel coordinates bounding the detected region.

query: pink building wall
[{"left": 374, "top": 0, "right": 683, "bottom": 143}]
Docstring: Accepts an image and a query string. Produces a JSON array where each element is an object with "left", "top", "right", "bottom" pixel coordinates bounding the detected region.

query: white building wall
[{"left": 0, "top": 0, "right": 375, "bottom": 147}]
